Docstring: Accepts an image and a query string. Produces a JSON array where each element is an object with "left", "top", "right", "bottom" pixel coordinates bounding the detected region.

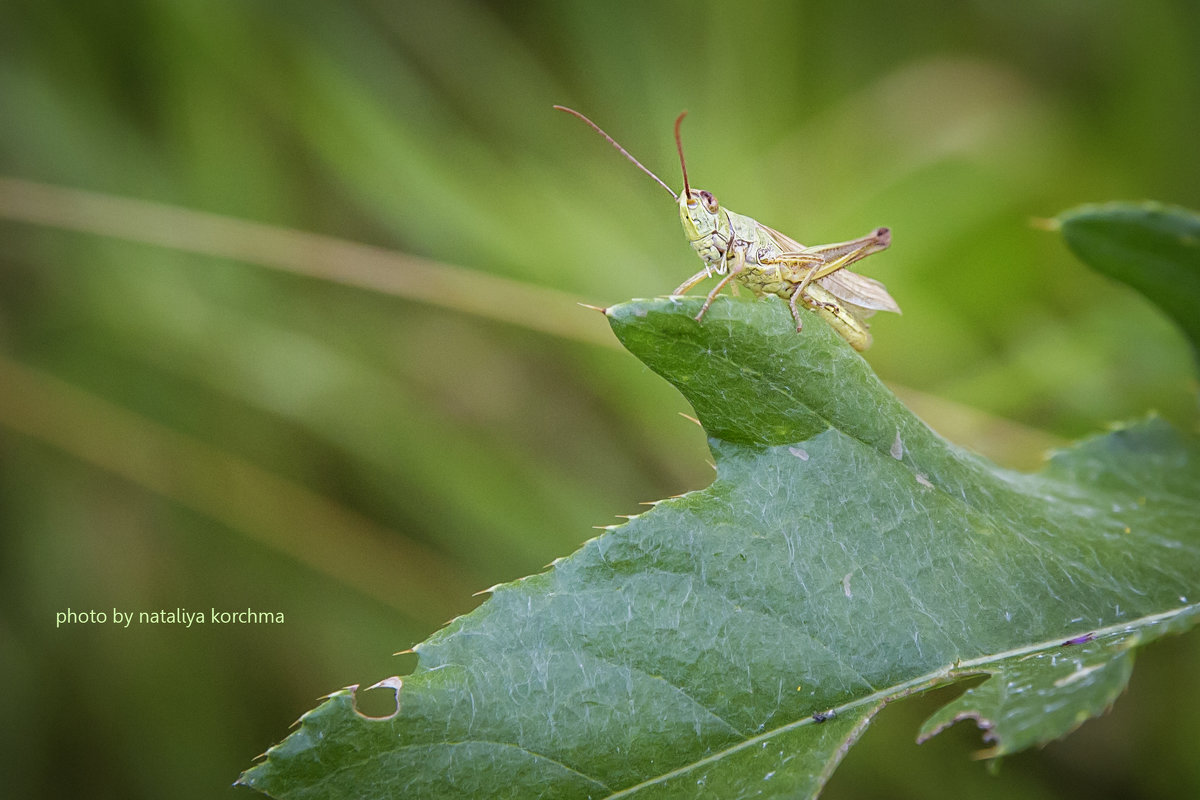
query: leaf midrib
[{"left": 596, "top": 602, "right": 1197, "bottom": 798}]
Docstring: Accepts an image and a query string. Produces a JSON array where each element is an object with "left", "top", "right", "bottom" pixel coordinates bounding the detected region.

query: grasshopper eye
[{"left": 699, "top": 191, "right": 718, "bottom": 212}]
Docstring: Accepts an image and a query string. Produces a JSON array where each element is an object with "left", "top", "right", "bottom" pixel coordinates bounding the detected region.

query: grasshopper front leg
[
  {"left": 695, "top": 239, "right": 749, "bottom": 321},
  {"left": 673, "top": 228, "right": 735, "bottom": 296},
  {"left": 673, "top": 267, "right": 713, "bottom": 297}
]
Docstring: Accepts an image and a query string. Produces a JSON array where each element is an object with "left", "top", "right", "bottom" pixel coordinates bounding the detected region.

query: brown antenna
[
  {"left": 674, "top": 111, "right": 691, "bottom": 201},
  {"left": 554, "top": 106, "right": 677, "bottom": 200}
]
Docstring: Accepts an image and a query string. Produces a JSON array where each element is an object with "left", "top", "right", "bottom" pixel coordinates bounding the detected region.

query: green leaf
[
  {"left": 239, "top": 296, "right": 1200, "bottom": 799},
  {"left": 1058, "top": 202, "right": 1200, "bottom": 356}
]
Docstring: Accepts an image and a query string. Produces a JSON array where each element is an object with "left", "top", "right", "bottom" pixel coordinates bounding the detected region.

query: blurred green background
[{"left": 1, "top": 1, "right": 1198, "bottom": 798}]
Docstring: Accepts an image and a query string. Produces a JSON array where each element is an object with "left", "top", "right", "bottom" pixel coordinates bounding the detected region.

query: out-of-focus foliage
[
  {"left": 0, "top": 2, "right": 1197, "bottom": 798},
  {"left": 1059, "top": 202, "right": 1200, "bottom": 359}
]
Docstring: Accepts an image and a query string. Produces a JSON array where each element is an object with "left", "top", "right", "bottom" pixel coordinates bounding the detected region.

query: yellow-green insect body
[
  {"left": 674, "top": 186, "right": 897, "bottom": 350},
  {"left": 557, "top": 106, "right": 900, "bottom": 351}
]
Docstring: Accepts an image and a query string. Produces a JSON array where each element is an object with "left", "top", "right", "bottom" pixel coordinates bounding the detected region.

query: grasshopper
[{"left": 555, "top": 106, "right": 900, "bottom": 350}]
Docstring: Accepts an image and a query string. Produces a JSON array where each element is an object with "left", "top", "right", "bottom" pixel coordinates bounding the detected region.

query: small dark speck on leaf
[
  {"left": 813, "top": 709, "right": 837, "bottom": 723},
  {"left": 1062, "top": 633, "right": 1095, "bottom": 646}
]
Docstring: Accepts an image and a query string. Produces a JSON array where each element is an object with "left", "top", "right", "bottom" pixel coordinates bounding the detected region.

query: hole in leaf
[{"left": 351, "top": 677, "right": 402, "bottom": 720}]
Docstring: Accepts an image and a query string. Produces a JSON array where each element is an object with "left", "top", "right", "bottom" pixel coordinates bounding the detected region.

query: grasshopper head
[
  {"left": 673, "top": 112, "right": 723, "bottom": 245},
  {"left": 678, "top": 188, "right": 722, "bottom": 244}
]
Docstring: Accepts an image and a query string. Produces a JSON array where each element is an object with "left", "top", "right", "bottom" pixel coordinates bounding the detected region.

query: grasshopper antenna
[
  {"left": 673, "top": 111, "right": 691, "bottom": 201},
  {"left": 554, "top": 105, "right": 677, "bottom": 200}
]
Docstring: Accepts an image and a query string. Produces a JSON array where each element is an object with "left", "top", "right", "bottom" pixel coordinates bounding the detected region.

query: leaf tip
[{"left": 917, "top": 710, "right": 997, "bottom": 747}]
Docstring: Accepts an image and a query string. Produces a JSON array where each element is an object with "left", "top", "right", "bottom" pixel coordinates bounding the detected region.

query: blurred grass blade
[
  {"left": 0, "top": 354, "right": 476, "bottom": 624},
  {"left": 0, "top": 177, "right": 613, "bottom": 347}
]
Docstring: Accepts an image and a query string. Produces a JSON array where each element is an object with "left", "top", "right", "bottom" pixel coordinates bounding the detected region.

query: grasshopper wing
[{"left": 819, "top": 268, "right": 901, "bottom": 314}]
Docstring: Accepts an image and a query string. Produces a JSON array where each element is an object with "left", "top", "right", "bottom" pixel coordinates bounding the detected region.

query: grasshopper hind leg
[
  {"left": 788, "top": 285, "right": 806, "bottom": 332},
  {"left": 786, "top": 258, "right": 826, "bottom": 332}
]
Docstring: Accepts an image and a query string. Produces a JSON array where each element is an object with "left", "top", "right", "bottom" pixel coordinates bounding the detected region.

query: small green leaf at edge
[
  {"left": 1058, "top": 201, "right": 1200, "bottom": 359},
  {"left": 238, "top": 295, "right": 1200, "bottom": 800}
]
